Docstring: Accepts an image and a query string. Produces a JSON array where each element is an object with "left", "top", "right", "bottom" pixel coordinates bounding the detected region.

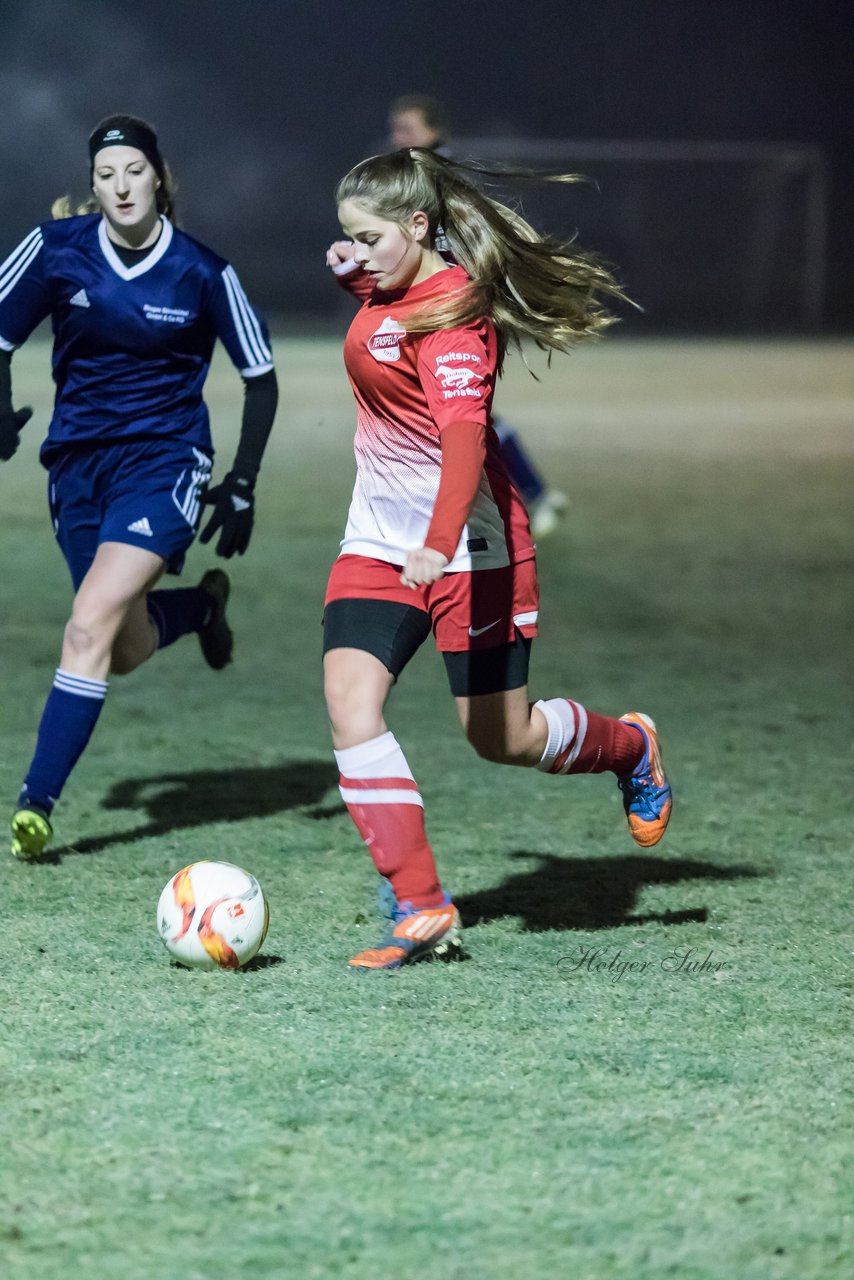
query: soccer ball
[{"left": 157, "top": 861, "right": 269, "bottom": 970}]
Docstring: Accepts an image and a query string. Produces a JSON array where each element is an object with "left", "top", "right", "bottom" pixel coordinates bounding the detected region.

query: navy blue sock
[
  {"left": 493, "top": 418, "right": 545, "bottom": 505},
  {"left": 147, "top": 587, "right": 211, "bottom": 651},
  {"left": 20, "top": 669, "right": 108, "bottom": 813}
]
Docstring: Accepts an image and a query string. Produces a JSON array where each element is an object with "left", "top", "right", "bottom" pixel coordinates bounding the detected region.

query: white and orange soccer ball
[{"left": 157, "top": 861, "right": 269, "bottom": 970}]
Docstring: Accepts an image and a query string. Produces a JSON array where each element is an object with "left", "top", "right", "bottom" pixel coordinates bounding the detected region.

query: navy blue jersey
[{"left": 0, "top": 214, "right": 272, "bottom": 463}]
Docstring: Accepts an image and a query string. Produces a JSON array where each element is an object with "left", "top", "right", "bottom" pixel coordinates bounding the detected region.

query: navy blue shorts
[{"left": 48, "top": 439, "right": 213, "bottom": 591}]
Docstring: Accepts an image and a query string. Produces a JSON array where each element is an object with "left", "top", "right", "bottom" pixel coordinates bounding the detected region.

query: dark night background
[{"left": 1, "top": 0, "right": 851, "bottom": 331}]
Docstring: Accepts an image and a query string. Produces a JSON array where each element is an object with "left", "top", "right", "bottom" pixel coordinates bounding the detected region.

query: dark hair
[
  {"left": 336, "top": 148, "right": 626, "bottom": 369},
  {"left": 82, "top": 113, "right": 176, "bottom": 219},
  {"left": 389, "top": 94, "right": 449, "bottom": 137}
]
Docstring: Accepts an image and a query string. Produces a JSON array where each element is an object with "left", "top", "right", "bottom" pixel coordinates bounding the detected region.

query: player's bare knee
[
  {"left": 325, "top": 682, "right": 382, "bottom": 742},
  {"left": 327, "top": 699, "right": 383, "bottom": 743},
  {"left": 64, "top": 615, "right": 103, "bottom": 660},
  {"left": 65, "top": 598, "right": 127, "bottom": 666}
]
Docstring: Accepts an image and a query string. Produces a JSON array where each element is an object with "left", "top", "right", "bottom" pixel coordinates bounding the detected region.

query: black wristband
[
  {"left": 232, "top": 369, "right": 278, "bottom": 484},
  {"left": 0, "top": 349, "right": 13, "bottom": 417}
]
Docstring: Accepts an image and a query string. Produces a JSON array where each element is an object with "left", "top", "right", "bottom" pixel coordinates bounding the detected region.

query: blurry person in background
[
  {"left": 387, "top": 93, "right": 569, "bottom": 538},
  {"left": 388, "top": 93, "right": 452, "bottom": 155},
  {"left": 0, "top": 114, "right": 277, "bottom": 860}
]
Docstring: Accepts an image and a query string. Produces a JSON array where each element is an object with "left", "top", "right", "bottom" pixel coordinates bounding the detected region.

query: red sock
[
  {"left": 335, "top": 733, "right": 445, "bottom": 909},
  {"left": 535, "top": 699, "right": 645, "bottom": 775}
]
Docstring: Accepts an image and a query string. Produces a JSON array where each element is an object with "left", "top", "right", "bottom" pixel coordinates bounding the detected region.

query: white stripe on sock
[
  {"left": 338, "top": 787, "right": 424, "bottom": 808},
  {"left": 54, "top": 668, "right": 108, "bottom": 700},
  {"left": 334, "top": 731, "right": 415, "bottom": 781},
  {"left": 535, "top": 698, "right": 587, "bottom": 773}
]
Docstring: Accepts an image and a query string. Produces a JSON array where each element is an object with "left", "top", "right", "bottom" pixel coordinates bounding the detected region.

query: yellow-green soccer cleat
[{"left": 10, "top": 806, "right": 53, "bottom": 860}]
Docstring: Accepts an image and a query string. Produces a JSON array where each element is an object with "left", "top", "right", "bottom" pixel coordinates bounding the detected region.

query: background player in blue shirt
[{"left": 0, "top": 114, "right": 278, "bottom": 859}]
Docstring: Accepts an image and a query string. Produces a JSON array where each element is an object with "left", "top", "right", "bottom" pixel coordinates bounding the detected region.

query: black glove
[
  {"left": 0, "top": 406, "right": 33, "bottom": 462},
  {"left": 199, "top": 471, "right": 255, "bottom": 558}
]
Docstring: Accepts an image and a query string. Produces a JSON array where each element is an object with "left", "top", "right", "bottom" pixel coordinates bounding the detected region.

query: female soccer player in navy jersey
[
  {"left": 0, "top": 114, "right": 277, "bottom": 859},
  {"left": 324, "top": 148, "right": 672, "bottom": 969}
]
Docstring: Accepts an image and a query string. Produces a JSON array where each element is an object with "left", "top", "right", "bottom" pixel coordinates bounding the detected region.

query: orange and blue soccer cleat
[
  {"left": 349, "top": 893, "right": 463, "bottom": 970},
  {"left": 616, "top": 712, "right": 672, "bottom": 847},
  {"left": 10, "top": 805, "right": 53, "bottom": 860}
]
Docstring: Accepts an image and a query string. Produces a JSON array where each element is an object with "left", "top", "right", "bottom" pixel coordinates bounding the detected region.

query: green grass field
[{"left": 1, "top": 337, "right": 852, "bottom": 1279}]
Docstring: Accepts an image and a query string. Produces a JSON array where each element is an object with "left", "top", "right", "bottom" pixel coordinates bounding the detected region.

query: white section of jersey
[
  {"left": 339, "top": 408, "right": 511, "bottom": 573},
  {"left": 69, "top": 289, "right": 90, "bottom": 308}
]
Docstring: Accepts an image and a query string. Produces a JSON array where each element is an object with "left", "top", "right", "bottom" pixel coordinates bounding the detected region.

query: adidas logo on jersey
[
  {"left": 69, "top": 289, "right": 90, "bottom": 308},
  {"left": 128, "top": 517, "right": 154, "bottom": 536}
]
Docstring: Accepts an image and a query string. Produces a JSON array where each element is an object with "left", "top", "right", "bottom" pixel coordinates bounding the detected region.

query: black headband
[{"left": 88, "top": 118, "right": 164, "bottom": 178}]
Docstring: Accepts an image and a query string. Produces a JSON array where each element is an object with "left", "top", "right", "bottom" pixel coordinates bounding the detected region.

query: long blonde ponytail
[{"left": 335, "top": 148, "right": 628, "bottom": 368}]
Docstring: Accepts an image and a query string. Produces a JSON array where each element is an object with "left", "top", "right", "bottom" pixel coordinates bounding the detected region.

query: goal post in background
[{"left": 452, "top": 138, "right": 828, "bottom": 332}]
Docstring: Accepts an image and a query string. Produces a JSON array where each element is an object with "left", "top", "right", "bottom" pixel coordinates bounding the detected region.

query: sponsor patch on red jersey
[
  {"left": 368, "top": 316, "right": 407, "bottom": 363},
  {"left": 433, "top": 350, "right": 484, "bottom": 398}
]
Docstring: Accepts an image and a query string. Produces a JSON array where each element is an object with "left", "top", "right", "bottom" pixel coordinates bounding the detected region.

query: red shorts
[{"left": 325, "top": 554, "right": 539, "bottom": 653}]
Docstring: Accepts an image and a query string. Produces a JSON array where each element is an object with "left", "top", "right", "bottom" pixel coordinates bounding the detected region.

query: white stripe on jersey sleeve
[
  {"left": 225, "top": 266, "right": 272, "bottom": 363},
  {"left": 0, "top": 228, "right": 43, "bottom": 304},
  {"left": 221, "top": 267, "right": 260, "bottom": 365},
  {"left": 221, "top": 265, "right": 273, "bottom": 370}
]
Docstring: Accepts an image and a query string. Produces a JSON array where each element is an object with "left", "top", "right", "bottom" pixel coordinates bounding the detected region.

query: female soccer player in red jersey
[{"left": 324, "top": 148, "right": 671, "bottom": 969}]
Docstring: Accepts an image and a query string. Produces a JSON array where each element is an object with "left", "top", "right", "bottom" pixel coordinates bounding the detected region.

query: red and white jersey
[{"left": 339, "top": 264, "right": 534, "bottom": 573}]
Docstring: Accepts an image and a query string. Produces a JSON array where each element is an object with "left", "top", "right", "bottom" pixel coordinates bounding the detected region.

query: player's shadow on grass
[
  {"left": 456, "top": 851, "right": 766, "bottom": 932},
  {"left": 58, "top": 762, "right": 343, "bottom": 857}
]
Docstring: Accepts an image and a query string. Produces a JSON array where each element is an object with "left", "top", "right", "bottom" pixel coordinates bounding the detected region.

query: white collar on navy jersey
[{"left": 98, "top": 215, "right": 174, "bottom": 281}]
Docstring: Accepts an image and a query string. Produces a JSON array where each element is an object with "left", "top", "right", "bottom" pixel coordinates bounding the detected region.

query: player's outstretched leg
[
  {"left": 534, "top": 699, "right": 671, "bottom": 846},
  {"left": 461, "top": 690, "right": 672, "bottom": 848},
  {"left": 615, "top": 712, "right": 672, "bottom": 847}
]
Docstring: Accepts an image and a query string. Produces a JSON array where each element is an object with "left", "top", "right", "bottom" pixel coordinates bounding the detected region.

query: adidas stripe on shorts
[{"left": 47, "top": 438, "right": 212, "bottom": 589}]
